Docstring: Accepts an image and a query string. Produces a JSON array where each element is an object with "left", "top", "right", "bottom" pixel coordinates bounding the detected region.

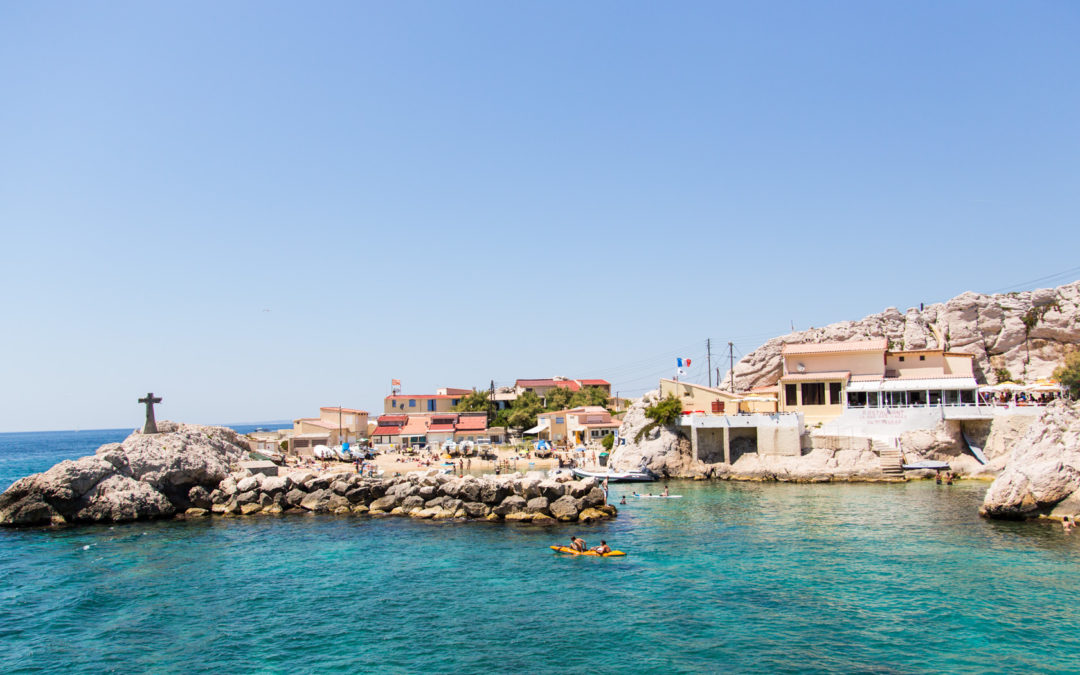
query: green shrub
[
  {"left": 600, "top": 434, "right": 615, "bottom": 450},
  {"left": 994, "top": 367, "right": 1014, "bottom": 384},
  {"left": 1053, "top": 353, "right": 1080, "bottom": 401},
  {"left": 635, "top": 395, "right": 683, "bottom": 442}
]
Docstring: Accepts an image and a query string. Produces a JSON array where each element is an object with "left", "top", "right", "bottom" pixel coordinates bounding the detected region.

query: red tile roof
[
  {"left": 371, "top": 426, "right": 402, "bottom": 436},
  {"left": 516, "top": 378, "right": 559, "bottom": 388},
  {"left": 578, "top": 379, "right": 610, "bottom": 386},
  {"left": 455, "top": 415, "right": 488, "bottom": 431},
  {"left": 427, "top": 424, "right": 456, "bottom": 432},
  {"left": 781, "top": 339, "right": 888, "bottom": 355},
  {"left": 376, "top": 414, "right": 408, "bottom": 424},
  {"left": 319, "top": 407, "right": 368, "bottom": 414},
  {"left": 400, "top": 417, "right": 430, "bottom": 435},
  {"left": 385, "top": 394, "right": 460, "bottom": 400}
]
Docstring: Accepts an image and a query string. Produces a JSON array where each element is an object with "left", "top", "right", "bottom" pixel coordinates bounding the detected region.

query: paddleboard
[
  {"left": 632, "top": 495, "right": 682, "bottom": 499},
  {"left": 550, "top": 545, "right": 626, "bottom": 557}
]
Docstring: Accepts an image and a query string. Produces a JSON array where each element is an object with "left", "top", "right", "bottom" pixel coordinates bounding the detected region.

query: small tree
[
  {"left": 569, "top": 386, "right": 610, "bottom": 409},
  {"left": 543, "top": 386, "right": 575, "bottom": 412},
  {"left": 994, "top": 367, "right": 1014, "bottom": 384},
  {"left": 635, "top": 395, "right": 683, "bottom": 442},
  {"left": 454, "top": 390, "right": 491, "bottom": 413},
  {"left": 507, "top": 391, "right": 543, "bottom": 431},
  {"left": 1053, "top": 353, "right": 1080, "bottom": 401},
  {"left": 600, "top": 434, "right": 615, "bottom": 450}
]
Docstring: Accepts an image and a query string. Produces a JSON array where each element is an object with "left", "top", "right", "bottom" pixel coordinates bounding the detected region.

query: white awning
[
  {"left": 523, "top": 420, "right": 550, "bottom": 435},
  {"left": 848, "top": 378, "right": 979, "bottom": 392},
  {"left": 880, "top": 377, "right": 978, "bottom": 391},
  {"left": 845, "top": 381, "right": 882, "bottom": 393}
]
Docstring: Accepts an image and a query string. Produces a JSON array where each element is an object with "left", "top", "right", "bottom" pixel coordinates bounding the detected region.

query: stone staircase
[{"left": 874, "top": 442, "right": 905, "bottom": 479}]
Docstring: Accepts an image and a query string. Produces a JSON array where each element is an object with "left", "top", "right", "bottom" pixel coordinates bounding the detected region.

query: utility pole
[
  {"left": 716, "top": 367, "right": 720, "bottom": 388},
  {"left": 338, "top": 405, "right": 343, "bottom": 446},
  {"left": 488, "top": 380, "right": 495, "bottom": 427},
  {"left": 728, "top": 342, "right": 735, "bottom": 393},
  {"left": 707, "top": 338, "right": 712, "bottom": 388}
]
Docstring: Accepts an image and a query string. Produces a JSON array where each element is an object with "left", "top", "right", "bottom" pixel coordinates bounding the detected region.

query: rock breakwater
[
  {"left": 198, "top": 468, "right": 615, "bottom": 524},
  {"left": 0, "top": 422, "right": 614, "bottom": 527}
]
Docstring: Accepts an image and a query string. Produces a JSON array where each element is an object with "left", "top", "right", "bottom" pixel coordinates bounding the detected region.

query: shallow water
[{"left": 2, "top": 431, "right": 1079, "bottom": 674}]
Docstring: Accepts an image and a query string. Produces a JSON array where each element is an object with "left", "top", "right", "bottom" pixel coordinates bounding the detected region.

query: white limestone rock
[
  {"left": 724, "top": 281, "right": 1080, "bottom": 391},
  {"left": 981, "top": 401, "right": 1080, "bottom": 519}
]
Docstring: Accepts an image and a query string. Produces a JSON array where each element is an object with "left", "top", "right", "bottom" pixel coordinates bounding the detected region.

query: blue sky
[{"left": 1, "top": 2, "right": 1078, "bottom": 432}]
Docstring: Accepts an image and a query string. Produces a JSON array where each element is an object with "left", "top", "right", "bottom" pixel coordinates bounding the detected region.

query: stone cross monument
[{"left": 138, "top": 392, "right": 162, "bottom": 434}]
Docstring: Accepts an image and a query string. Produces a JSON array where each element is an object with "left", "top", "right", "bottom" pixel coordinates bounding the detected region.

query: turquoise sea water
[{"left": 3, "top": 430, "right": 1080, "bottom": 674}]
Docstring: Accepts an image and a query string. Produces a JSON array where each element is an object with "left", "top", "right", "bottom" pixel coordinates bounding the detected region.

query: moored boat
[{"left": 571, "top": 467, "right": 658, "bottom": 483}]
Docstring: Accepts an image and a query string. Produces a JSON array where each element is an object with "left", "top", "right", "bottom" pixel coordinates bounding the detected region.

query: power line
[{"left": 987, "top": 264, "right": 1080, "bottom": 295}]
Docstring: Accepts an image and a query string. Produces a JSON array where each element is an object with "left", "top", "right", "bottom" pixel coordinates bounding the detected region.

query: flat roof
[{"left": 782, "top": 339, "right": 888, "bottom": 355}]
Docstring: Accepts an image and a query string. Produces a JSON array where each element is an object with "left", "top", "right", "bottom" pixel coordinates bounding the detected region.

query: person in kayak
[
  {"left": 592, "top": 540, "right": 611, "bottom": 555},
  {"left": 570, "top": 536, "right": 587, "bottom": 552}
]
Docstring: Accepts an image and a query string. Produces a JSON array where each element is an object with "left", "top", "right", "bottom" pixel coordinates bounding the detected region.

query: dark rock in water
[
  {"left": 581, "top": 488, "right": 607, "bottom": 509},
  {"left": 462, "top": 501, "right": 489, "bottom": 518},
  {"left": 369, "top": 495, "right": 398, "bottom": 512},
  {"left": 400, "top": 495, "right": 425, "bottom": 512},
  {"left": 188, "top": 486, "right": 212, "bottom": 510},
  {"left": 0, "top": 422, "right": 248, "bottom": 527},
  {"left": 526, "top": 496, "right": 550, "bottom": 514},
  {"left": 284, "top": 488, "right": 306, "bottom": 508},
  {"left": 493, "top": 495, "right": 527, "bottom": 517},
  {"left": 549, "top": 495, "right": 580, "bottom": 521},
  {"left": 300, "top": 489, "right": 332, "bottom": 512},
  {"left": 345, "top": 486, "right": 370, "bottom": 504}
]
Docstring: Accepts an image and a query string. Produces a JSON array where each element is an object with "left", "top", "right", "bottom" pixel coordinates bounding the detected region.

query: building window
[
  {"left": 556, "top": 417, "right": 564, "bottom": 424},
  {"left": 899, "top": 356, "right": 905, "bottom": 362},
  {"left": 848, "top": 391, "right": 867, "bottom": 408},
  {"left": 409, "top": 399, "right": 416, "bottom": 407},
  {"left": 802, "top": 382, "right": 825, "bottom": 406},
  {"left": 785, "top": 383, "right": 797, "bottom": 407},
  {"left": 919, "top": 355, "right": 926, "bottom": 361},
  {"left": 452, "top": 399, "right": 460, "bottom": 406},
  {"left": 427, "top": 400, "right": 435, "bottom": 411},
  {"left": 829, "top": 382, "right": 842, "bottom": 405}
]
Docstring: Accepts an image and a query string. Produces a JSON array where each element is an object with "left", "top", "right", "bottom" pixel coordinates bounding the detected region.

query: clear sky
[{"left": 1, "top": 2, "right": 1078, "bottom": 432}]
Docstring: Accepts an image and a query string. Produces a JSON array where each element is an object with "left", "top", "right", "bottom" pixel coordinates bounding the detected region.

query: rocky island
[{"left": 0, "top": 422, "right": 614, "bottom": 527}]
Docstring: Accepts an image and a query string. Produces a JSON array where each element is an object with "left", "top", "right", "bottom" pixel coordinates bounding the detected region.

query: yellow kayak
[{"left": 550, "top": 545, "right": 626, "bottom": 557}]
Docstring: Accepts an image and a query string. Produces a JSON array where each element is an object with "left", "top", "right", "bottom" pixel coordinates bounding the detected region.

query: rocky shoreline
[{"left": 0, "top": 422, "right": 614, "bottom": 528}]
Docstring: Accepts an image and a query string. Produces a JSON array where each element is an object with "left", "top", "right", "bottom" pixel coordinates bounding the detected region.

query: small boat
[
  {"left": 550, "top": 545, "right": 626, "bottom": 557},
  {"left": 572, "top": 467, "right": 658, "bottom": 483},
  {"left": 902, "top": 460, "right": 951, "bottom": 470}
]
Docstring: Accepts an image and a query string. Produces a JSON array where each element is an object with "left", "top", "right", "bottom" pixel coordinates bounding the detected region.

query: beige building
[
  {"left": 533, "top": 406, "right": 619, "bottom": 446},
  {"left": 384, "top": 388, "right": 472, "bottom": 414},
  {"left": 777, "top": 339, "right": 978, "bottom": 424},
  {"left": 289, "top": 406, "right": 369, "bottom": 455}
]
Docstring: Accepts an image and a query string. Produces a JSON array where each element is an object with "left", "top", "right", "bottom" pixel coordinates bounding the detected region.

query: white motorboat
[{"left": 571, "top": 466, "right": 658, "bottom": 483}]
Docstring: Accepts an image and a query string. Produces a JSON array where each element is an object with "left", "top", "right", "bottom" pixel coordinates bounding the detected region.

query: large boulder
[
  {"left": 549, "top": 495, "right": 581, "bottom": 521},
  {"left": 73, "top": 474, "right": 175, "bottom": 523},
  {"left": 981, "top": 401, "right": 1080, "bottom": 519},
  {"left": 493, "top": 495, "right": 527, "bottom": 517}
]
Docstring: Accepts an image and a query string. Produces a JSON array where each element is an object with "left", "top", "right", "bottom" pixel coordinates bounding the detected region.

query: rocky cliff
[
  {"left": 980, "top": 401, "right": 1080, "bottom": 519},
  {"left": 726, "top": 281, "right": 1080, "bottom": 390}
]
